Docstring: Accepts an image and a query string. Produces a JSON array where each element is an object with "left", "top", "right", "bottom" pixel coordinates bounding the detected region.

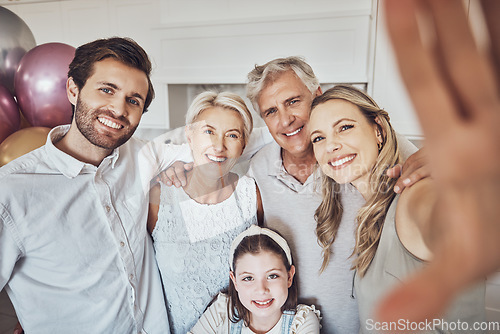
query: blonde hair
[
  {"left": 185, "top": 91, "right": 253, "bottom": 145},
  {"left": 310, "top": 85, "right": 400, "bottom": 276}
]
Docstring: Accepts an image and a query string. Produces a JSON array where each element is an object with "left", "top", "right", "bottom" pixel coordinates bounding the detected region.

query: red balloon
[
  {"left": 15, "top": 42, "right": 75, "bottom": 128},
  {"left": 0, "top": 84, "right": 20, "bottom": 144}
]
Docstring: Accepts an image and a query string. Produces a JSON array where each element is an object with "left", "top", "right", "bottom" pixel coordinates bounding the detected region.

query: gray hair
[
  {"left": 185, "top": 91, "right": 253, "bottom": 145},
  {"left": 246, "top": 56, "right": 320, "bottom": 115}
]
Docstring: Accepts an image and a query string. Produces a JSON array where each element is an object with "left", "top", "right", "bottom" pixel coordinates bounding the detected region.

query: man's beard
[{"left": 74, "top": 96, "right": 138, "bottom": 150}]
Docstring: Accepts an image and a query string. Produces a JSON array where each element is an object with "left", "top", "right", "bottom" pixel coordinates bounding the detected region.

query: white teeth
[
  {"left": 207, "top": 155, "right": 227, "bottom": 163},
  {"left": 330, "top": 155, "right": 355, "bottom": 167},
  {"left": 254, "top": 299, "right": 272, "bottom": 305},
  {"left": 98, "top": 117, "right": 121, "bottom": 129},
  {"left": 285, "top": 126, "right": 302, "bottom": 137}
]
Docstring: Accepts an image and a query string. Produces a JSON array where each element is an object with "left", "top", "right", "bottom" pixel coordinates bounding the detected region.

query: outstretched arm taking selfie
[{"left": 377, "top": 0, "right": 500, "bottom": 325}]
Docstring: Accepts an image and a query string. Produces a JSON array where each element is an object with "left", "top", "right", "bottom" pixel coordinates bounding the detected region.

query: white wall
[
  {"left": 370, "top": 0, "right": 422, "bottom": 138},
  {"left": 4, "top": 0, "right": 381, "bottom": 132},
  {"left": 3, "top": 0, "right": 423, "bottom": 137}
]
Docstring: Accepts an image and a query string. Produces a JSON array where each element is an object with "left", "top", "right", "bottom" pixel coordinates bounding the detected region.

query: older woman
[
  {"left": 147, "top": 91, "right": 263, "bottom": 334},
  {"left": 308, "top": 85, "right": 485, "bottom": 333}
]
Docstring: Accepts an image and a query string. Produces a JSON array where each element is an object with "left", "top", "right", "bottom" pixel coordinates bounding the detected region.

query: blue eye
[
  {"left": 264, "top": 108, "right": 277, "bottom": 117},
  {"left": 340, "top": 124, "right": 354, "bottom": 132},
  {"left": 312, "top": 136, "right": 324, "bottom": 143},
  {"left": 100, "top": 87, "right": 111, "bottom": 94},
  {"left": 289, "top": 99, "right": 299, "bottom": 105},
  {"left": 242, "top": 276, "right": 253, "bottom": 282},
  {"left": 228, "top": 133, "right": 239, "bottom": 139},
  {"left": 204, "top": 129, "right": 213, "bottom": 135},
  {"left": 128, "top": 99, "right": 139, "bottom": 106}
]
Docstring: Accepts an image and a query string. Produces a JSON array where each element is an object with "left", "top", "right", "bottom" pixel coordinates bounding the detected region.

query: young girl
[{"left": 189, "top": 225, "right": 321, "bottom": 334}]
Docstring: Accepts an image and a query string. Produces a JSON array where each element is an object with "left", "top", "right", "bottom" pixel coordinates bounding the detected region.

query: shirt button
[
  {"left": 105, "top": 205, "right": 111, "bottom": 212},
  {"left": 129, "top": 274, "right": 134, "bottom": 280}
]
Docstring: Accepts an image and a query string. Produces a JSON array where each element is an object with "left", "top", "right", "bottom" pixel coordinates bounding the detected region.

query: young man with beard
[{"left": 0, "top": 37, "right": 190, "bottom": 333}]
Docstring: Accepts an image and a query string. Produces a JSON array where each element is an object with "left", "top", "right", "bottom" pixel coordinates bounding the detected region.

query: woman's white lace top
[{"left": 152, "top": 175, "right": 258, "bottom": 334}]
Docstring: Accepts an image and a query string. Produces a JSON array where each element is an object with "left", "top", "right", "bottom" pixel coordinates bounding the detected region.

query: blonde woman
[
  {"left": 147, "top": 91, "right": 263, "bottom": 334},
  {"left": 308, "top": 85, "right": 485, "bottom": 333}
]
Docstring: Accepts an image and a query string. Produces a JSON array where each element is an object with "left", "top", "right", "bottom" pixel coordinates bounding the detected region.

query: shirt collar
[
  {"left": 265, "top": 141, "right": 319, "bottom": 190},
  {"left": 46, "top": 125, "right": 120, "bottom": 178}
]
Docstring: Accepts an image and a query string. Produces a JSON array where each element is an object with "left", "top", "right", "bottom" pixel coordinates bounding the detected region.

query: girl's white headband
[{"left": 229, "top": 225, "right": 293, "bottom": 271}]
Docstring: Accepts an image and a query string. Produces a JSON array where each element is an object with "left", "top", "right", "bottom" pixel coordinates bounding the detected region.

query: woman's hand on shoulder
[{"left": 387, "top": 147, "right": 430, "bottom": 194}]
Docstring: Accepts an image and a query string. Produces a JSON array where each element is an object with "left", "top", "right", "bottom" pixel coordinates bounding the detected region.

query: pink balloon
[
  {"left": 0, "top": 84, "right": 20, "bottom": 144},
  {"left": 15, "top": 42, "right": 75, "bottom": 128}
]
